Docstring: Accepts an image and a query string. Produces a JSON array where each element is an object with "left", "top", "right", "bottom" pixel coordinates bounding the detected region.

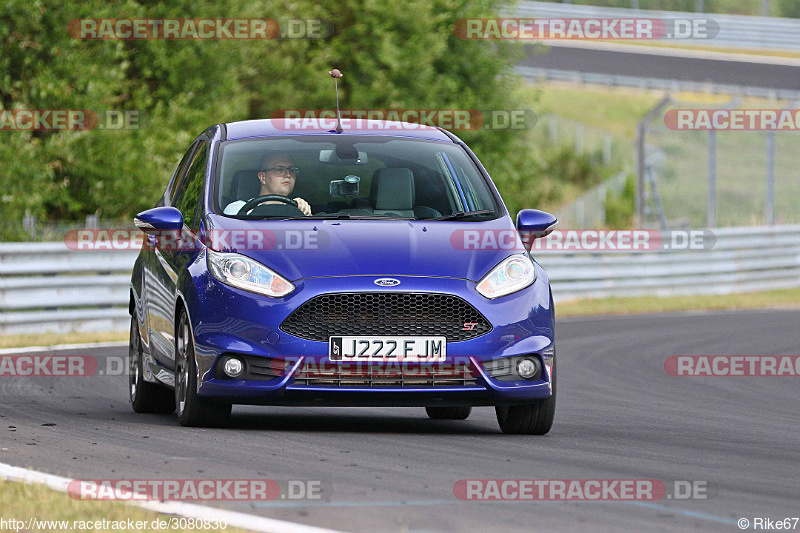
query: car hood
[{"left": 203, "top": 214, "right": 524, "bottom": 282}]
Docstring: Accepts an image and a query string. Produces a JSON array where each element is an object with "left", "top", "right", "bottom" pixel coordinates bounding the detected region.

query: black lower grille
[
  {"left": 280, "top": 292, "right": 492, "bottom": 342},
  {"left": 292, "top": 361, "right": 479, "bottom": 388}
]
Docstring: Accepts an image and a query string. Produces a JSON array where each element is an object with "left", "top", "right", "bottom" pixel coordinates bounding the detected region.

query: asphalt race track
[
  {"left": 522, "top": 43, "right": 800, "bottom": 91},
  {"left": 2, "top": 309, "right": 799, "bottom": 532}
]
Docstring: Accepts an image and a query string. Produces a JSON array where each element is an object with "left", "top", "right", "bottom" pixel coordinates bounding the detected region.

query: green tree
[{"left": 1, "top": 0, "right": 551, "bottom": 238}]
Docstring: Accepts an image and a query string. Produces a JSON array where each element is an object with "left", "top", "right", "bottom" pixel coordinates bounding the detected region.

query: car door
[
  {"left": 145, "top": 138, "right": 207, "bottom": 368},
  {"left": 141, "top": 140, "right": 197, "bottom": 357}
]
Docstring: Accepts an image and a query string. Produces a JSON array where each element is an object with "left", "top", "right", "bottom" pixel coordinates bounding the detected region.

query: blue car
[{"left": 128, "top": 119, "right": 558, "bottom": 433}]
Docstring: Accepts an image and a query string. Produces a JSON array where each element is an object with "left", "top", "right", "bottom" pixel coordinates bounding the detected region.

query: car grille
[
  {"left": 280, "top": 292, "right": 492, "bottom": 342},
  {"left": 292, "top": 361, "right": 479, "bottom": 388}
]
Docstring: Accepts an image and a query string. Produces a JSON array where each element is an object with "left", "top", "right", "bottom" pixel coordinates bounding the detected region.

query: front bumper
[
  {"left": 183, "top": 267, "right": 555, "bottom": 406},
  {"left": 199, "top": 355, "right": 554, "bottom": 406}
]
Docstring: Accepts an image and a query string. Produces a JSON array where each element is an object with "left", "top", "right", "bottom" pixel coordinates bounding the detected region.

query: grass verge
[
  {"left": 0, "top": 479, "right": 247, "bottom": 532},
  {"left": 0, "top": 331, "right": 127, "bottom": 350},
  {"left": 557, "top": 287, "right": 800, "bottom": 317},
  {"left": 529, "top": 84, "right": 661, "bottom": 139},
  {"left": 525, "top": 83, "right": 793, "bottom": 140}
]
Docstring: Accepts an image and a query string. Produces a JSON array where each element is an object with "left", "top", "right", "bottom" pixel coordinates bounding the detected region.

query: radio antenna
[{"left": 329, "top": 68, "right": 343, "bottom": 133}]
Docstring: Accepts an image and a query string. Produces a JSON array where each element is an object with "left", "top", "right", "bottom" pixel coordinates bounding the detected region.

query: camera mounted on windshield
[{"left": 329, "top": 174, "right": 360, "bottom": 198}]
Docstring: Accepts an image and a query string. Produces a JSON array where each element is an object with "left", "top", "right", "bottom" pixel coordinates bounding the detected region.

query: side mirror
[
  {"left": 516, "top": 209, "right": 557, "bottom": 247},
  {"left": 134, "top": 206, "right": 184, "bottom": 234}
]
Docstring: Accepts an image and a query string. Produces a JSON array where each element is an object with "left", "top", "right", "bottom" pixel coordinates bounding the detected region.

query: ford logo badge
[{"left": 374, "top": 278, "right": 400, "bottom": 287}]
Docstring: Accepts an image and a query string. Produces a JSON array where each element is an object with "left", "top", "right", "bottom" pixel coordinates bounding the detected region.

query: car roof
[{"left": 223, "top": 118, "right": 455, "bottom": 142}]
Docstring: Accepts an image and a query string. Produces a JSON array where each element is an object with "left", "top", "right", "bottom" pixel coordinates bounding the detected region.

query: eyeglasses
[{"left": 265, "top": 166, "right": 299, "bottom": 175}]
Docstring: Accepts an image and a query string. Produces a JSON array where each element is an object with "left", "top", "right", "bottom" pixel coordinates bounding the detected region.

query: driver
[{"left": 224, "top": 153, "right": 312, "bottom": 216}]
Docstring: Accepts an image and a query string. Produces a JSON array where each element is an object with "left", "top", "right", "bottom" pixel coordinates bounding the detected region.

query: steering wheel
[{"left": 237, "top": 194, "right": 298, "bottom": 215}]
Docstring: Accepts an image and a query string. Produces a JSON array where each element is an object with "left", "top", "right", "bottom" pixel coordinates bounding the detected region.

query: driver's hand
[{"left": 294, "top": 197, "right": 311, "bottom": 216}]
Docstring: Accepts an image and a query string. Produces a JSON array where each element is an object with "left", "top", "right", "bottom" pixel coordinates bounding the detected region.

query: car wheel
[
  {"left": 129, "top": 314, "right": 175, "bottom": 414},
  {"left": 425, "top": 406, "right": 472, "bottom": 420},
  {"left": 495, "top": 355, "right": 556, "bottom": 435},
  {"left": 175, "top": 310, "right": 231, "bottom": 427}
]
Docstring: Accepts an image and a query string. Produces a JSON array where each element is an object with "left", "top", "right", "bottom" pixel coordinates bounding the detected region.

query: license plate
[{"left": 329, "top": 336, "right": 446, "bottom": 362}]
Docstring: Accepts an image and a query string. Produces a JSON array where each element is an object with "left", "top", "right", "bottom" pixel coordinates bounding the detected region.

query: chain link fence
[
  {"left": 638, "top": 98, "right": 800, "bottom": 228},
  {"left": 2, "top": 214, "right": 133, "bottom": 242},
  {"left": 532, "top": 115, "right": 635, "bottom": 228},
  {"left": 534, "top": 114, "right": 633, "bottom": 166}
]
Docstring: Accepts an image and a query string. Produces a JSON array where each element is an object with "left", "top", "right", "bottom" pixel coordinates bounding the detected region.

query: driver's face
[{"left": 258, "top": 155, "right": 296, "bottom": 197}]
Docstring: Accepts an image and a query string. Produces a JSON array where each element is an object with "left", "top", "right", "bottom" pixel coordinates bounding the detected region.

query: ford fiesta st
[{"left": 128, "top": 118, "right": 558, "bottom": 434}]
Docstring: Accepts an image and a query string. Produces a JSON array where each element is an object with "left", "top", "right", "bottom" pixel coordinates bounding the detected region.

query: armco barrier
[
  {"left": 514, "top": 1, "right": 800, "bottom": 51},
  {"left": 0, "top": 243, "right": 137, "bottom": 335},
  {"left": 515, "top": 66, "right": 800, "bottom": 101},
  {"left": 537, "top": 225, "right": 800, "bottom": 300},
  {"left": 1, "top": 225, "right": 799, "bottom": 334}
]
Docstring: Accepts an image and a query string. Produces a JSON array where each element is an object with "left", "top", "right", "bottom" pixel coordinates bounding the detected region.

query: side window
[
  {"left": 167, "top": 142, "right": 199, "bottom": 205},
  {"left": 173, "top": 141, "right": 208, "bottom": 230}
]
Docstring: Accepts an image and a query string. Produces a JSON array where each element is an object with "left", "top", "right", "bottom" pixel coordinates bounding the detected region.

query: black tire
[
  {"left": 129, "top": 314, "right": 175, "bottom": 414},
  {"left": 175, "top": 311, "right": 231, "bottom": 427},
  {"left": 425, "top": 406, "right": 472, "bottom": 420},
  {"left": 495, "top": 355, "right": 556, "bottom": 435}
]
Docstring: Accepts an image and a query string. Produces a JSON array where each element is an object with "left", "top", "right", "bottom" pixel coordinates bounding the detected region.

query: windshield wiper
[
  {"left": 306, "top": 213, "right": 415, "bottom": 220},
  {"left": 305, "top": 212, "right": 352, "bottom": 219},
  {"left": 428, "top": 209, "right": 495, "bottom": 221}
]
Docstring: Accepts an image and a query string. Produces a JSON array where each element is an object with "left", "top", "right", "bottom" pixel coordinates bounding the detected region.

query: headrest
[
  {"left": 232, "top": 170, "right": 260, "bottom": 200},
  {"left": 371, "top": 168, "right": 415, "bottom": 211}
]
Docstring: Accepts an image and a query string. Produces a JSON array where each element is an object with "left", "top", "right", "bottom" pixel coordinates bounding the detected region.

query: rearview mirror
[{"left": 319, "top": 149, "right": 368, "bottom": 165}]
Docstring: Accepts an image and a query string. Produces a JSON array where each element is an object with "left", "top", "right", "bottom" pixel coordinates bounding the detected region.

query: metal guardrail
[
  {"left": 0, "top": 243, "right": 137, "bottom": 335},
  {"left": 1, "top": 226, "right": 799, "bottom": 334},
  {"left": 538, "top": 225, "right": 800, "bottom": 300},
  {"left": 515, "top": 1, "right": 800, "bottom": 51},
  {"left": 515, "top": 66, "right": 800, "bottom": 101}
]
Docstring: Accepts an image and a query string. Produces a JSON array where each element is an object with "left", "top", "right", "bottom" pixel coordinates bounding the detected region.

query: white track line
[
  {"left": 0, "top": 462, "right": 346, "bottom": 533},
  {"left": 544, "top": 40, "right": 800, "bottom": 67},
  {"left": 0, "top": 341, "right": 127, "bottom": 355}
]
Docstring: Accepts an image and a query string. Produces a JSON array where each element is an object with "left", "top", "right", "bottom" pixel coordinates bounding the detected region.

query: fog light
[
  {"left": 223, "top": 357, "right": 245, "bottom": 378},
  {"left": 517, "top": 358, "right": 540, "bottom": 379}
]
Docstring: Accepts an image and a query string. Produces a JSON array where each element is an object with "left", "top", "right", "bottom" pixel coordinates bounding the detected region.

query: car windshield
[{"left": 214, "top": 135, "right": 500, "bottom": 220}]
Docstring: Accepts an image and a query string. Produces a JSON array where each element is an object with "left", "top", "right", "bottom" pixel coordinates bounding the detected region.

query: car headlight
[
  {"left": 207, "top": 250, "right": 294, "bottom": 298},
  {"left": 475, "top": 254, "right": 536, "bottom": 299}
]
